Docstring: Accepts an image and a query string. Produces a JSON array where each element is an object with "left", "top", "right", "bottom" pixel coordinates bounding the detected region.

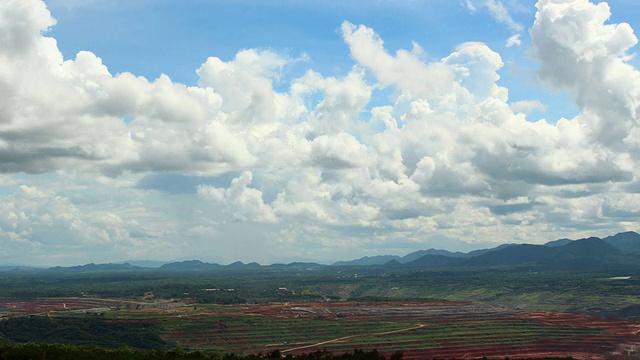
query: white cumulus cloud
[{"left": 1, "top": 0, "right": 640, "bottom": 265}]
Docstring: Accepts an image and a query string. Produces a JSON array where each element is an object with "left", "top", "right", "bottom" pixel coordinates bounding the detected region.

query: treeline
[
  {"left": 0, "top": 316, "right": 165, "bottom": 349},
  {"left": 0, "top": 269, "right": 337, "bottom": 303},
  {"left": 0, "top": 343, "right": 403, "bottom": 360},
  {"left": 0, "top": 343, "right": 578, "bottom": 360}
]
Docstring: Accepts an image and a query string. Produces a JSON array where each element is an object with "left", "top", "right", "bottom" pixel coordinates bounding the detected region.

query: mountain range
[
  {"left": 2, "top": 231, "right": 639, "bottom": 272},
  {"left": 334, "top": 231, "right": 640, "bottom": 270}
]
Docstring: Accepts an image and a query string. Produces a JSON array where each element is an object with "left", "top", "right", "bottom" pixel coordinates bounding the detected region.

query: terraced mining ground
[{"left": 3, "top": 299, "right": 639, "bottom": 359}]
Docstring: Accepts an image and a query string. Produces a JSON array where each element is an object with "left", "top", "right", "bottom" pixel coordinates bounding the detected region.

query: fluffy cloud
[
  {"left": 510, "top": 99, "right": 546, "bottom": 114},
  {"left": 1, "top": 0, "right": 640, "bottom": 265},
  {"left": 531, "top": 0, "right": 640, "bottom": 146},
  {"left": 198, "top": 171, "right": 277, "bottom": 223},
  {"left": 0, "top": 0, "right": 267, "bottom": 175},
  {"left": 0, "top": 184, "right": 181, "bottom": 265},
  {"left": 341, "top": 21, "right": 456, "bottom": 101}
]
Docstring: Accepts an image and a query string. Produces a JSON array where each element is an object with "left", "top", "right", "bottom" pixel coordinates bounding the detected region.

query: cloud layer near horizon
[{"left": 1, "top": 0, "right": 639, "bottom": 265}]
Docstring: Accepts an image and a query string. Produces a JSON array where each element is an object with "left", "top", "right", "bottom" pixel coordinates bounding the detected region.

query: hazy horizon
[{"left": 2, "top": 230, "right": 636, "bottom": 269}]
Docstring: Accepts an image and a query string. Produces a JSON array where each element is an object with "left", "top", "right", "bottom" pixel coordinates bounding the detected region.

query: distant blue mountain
[
  {"left": 228, "top": 261, "right": 261, "bottom": 268},
  {"left": 12, "top": 231, "right": 640, "bottom": 272},
  {"left": 0, "top": 265, "right": 41, "bottom": 272},
  {"left": 404, "top": 254, "right": 465, "bottom": 267},
  {"left": 463, "top": 237, "right": 635, "bottom": 270},
  {"left": 465, "top": 243, "right": 518, "bottom": 258},
  {"left": 159, "top": 260, "right": 221, "bottom": 271},
  {"left": 333, "top": 255, "right": 401, "bottom": 266},
  {"left": 120, "top": 260, "right": 169, "bottom": 268},
  {"left": 544, "top": 238, "right": 573, "bottom": 247},
  {"left": 400, "top": 249, "right": 466, "bottom": 263},
  {"left": 603, "top": 231, "right": 640, "bottom": 254},
  {"left": 380, "top": 231, "right": 640, "bottom": 271},
  {"left": 337, "top": 244, "right": 518, "bottom": 267},
  {"left": 48, "top": 263, "right": 142, "bottom": 272}
]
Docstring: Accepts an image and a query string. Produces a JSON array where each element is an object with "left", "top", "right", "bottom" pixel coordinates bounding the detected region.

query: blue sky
[
  {"left": 1, "top": 0, "right": 640, "bottom": 266},
  {"left": 44, "top": 0, "right": 586, "bottom": 121},
  {"left": 43, "top": 0, "right": 640, "bottom": 121}
]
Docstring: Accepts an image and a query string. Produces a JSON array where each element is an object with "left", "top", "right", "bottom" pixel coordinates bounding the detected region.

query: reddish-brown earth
[
  {"left": 0, "top": 297, "right": 184, "bottom": 316},
  {"left": 2, "top": 299, "right": 639, "bottom": 359},
  {"left": 242, "top": 302, "right": 640, "bottom": 359},
  {"left": 0, "top": 297, "right": 117, "bottom": 314}
]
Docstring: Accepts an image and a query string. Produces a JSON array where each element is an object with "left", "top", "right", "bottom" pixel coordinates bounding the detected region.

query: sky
[{"left": 1, "top": 0, "right": 640, "bottom": 266}]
